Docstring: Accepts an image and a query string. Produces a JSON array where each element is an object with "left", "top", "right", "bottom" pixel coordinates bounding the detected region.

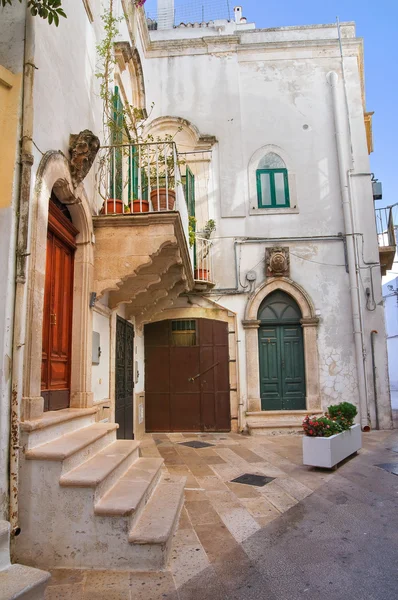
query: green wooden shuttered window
[{"left": 256, "top": 168, "right": 290, "bottom": 209}]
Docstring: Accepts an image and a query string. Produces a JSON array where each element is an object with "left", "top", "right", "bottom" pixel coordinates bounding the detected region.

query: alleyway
[{"left": 44, "top": 427, "right": 398, "bottom": 600}]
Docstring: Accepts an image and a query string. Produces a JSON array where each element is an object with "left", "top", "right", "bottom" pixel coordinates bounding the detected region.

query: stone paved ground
[{"left": 45, "top": 426, "right": 398, "bottom": 600}]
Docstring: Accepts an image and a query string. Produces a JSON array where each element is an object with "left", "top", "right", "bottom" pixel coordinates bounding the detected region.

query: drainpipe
[
  {"left": 9, "top": 8, "right": 35, "bottom": 535},
  {"left": 328, "top": 70, "right": 369, "bottom": 431},
  {"left": 370, "top": 330, "right": 379, "bottom": 430}
]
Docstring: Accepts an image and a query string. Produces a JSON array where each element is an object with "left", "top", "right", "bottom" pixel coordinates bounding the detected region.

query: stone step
[
  {"left": 0, "top": 563, "right": 51, "bottom": 600},
  {"left": 246, "top": 410, "right": 324, "bottom": 435},
  {"left": 25, "top": 422, "right": 118, "bottom": 473},
  {"left": 95, "top": 458, "right": 164, "bottom": 526},
  {"left": 248, "top": 421, "right": 304, "bottom": 429},
  {"left": 128, "top": 475, "right": 185, "bottom": 570},
  {"left": 21, "top": 408, "right": 98, "bottom": 449},
  {"left": 60, "top": 440, "right": 140, "bottom": 501},
  {"left": 0, "top": 521, "right": 10, "bottom": 571}
]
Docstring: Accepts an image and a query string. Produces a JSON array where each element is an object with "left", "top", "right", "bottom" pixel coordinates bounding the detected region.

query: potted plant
[
  {"left": 302, "top": 402, "right": 361, "bottom": 469},
  {"left": 131, "top": 199, "right": 150, "bottom": 213},
  {"left": 194, "top": 219, "right": 216, "bottom": 281},
  {"left": 145, "top": 133, "right": 184, "bottom": 211},
  {"left": 100, "top": 198, "right": 124, "bottom": 214}
]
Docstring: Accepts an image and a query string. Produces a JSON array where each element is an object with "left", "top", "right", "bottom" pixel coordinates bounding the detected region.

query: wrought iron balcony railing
[
  {"left": 96, "top": 141, "right": 190, "bottom": 249},
  {"left": 194, "top": 236, "right": 214, "bottom": 285},
  {"left": 375, "top": 206, "right": 396, "bottom": 249},
  {"left": 375, "top": 205, "right": 396, "bottom": 275}
]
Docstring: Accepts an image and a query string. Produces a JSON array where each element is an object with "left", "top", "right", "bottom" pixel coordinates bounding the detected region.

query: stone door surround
[
  {"left": 243, "top": 278, "right": 320, "bottom": 413},
  {"left": 22, "top": 151, "right": 94, "bottom": 421}
]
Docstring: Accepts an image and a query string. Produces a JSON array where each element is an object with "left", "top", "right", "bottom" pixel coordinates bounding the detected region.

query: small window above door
[{"left": 171, "top": 320, "right": 197, "bottom": 346}]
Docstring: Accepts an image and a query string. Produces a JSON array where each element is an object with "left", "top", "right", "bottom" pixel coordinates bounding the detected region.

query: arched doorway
[
  {"left": 41, "top": 191, "right": 79, "bottom": 411},
  {"left": 258, "top": 290, "right": 306, "bottom": 410}
]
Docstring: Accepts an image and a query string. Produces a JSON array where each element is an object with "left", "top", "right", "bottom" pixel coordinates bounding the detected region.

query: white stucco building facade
[
  {"left": 382, "top": 230, "right": 398, "bottom": 409},
  {"left": 0, "top": 0, "right": 394, "bottom": 579},
  {"left": 139, "top": 5, "right": 393, "bottom": 433}
]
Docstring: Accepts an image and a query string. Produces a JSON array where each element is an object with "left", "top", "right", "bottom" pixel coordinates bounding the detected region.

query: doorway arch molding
[
  {"left": 243, "top": 278, "right": 321, "bottom": 413},
  {"left": 22, "top": 151, "right": 94, "bottom": 421}
]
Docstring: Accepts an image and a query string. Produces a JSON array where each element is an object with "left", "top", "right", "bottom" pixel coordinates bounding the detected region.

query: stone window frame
[
  {"left": 248, "top": 144, "right": 299, "bottom": 216},
  {"left": 242, "top": 277, "right": 321, "bottom": 414}
]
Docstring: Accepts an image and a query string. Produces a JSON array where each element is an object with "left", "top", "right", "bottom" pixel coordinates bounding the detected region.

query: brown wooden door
[
  {"left": 115, "top": 316, "right": 134, "bottom": 439},
  {"left": 41, "top": 201, "right": 78, "bottom": 411},
  {"left": 144, "top": 319, "right": 231, "bottom": 432}
]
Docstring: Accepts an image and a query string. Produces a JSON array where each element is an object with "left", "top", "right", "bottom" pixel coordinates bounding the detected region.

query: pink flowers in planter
[{"left": 302, "top": 402, "right": 358, "bottom": 438}]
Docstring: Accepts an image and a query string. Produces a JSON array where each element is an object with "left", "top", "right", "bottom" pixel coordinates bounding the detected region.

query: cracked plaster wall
[{"left": 142, "top": 29, "right": 391, "bottom": 426}]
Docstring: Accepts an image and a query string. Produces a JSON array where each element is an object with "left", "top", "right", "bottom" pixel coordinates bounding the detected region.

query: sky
[{"left": 144, "top": 0, "right": 397, "bottom": 212}]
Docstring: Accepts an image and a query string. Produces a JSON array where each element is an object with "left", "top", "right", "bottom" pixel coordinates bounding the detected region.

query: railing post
[
  {"left": 156, "top": 144, "right": 160, "bottom": 211},
  {"left": 164, "top": 142, "right": 168, "bottom": 210}
]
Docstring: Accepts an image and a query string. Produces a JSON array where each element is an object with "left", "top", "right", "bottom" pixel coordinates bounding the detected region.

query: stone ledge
[{"left": 20, "top": 407, "right": 98, "bottom": 432}]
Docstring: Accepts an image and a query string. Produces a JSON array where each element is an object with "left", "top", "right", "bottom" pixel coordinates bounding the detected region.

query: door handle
[
  {"left": 50, "top": 313, "right": 57, "bottom": 326},
  {"left": 188, "top": 362, "right": 220, "bottom": 383}
]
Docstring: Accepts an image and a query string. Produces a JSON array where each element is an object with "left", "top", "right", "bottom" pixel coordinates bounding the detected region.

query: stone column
[
  {"left": 70, "top": 240, "right": 94, "bottom": 408},
  {"left": 242, "top": 320, "right": 261, "bottom": 412},
  {"left": 300, "top": 317, "right": 321, "bottom": 411}
]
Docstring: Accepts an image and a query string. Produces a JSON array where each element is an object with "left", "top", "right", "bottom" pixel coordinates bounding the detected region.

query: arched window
[{"left": 256, "top": 152, "right": 290, "bottom": 209}]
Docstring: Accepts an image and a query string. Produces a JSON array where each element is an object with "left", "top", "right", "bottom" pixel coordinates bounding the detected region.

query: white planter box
[{"left": 302, "top": 424, "right": 362, "bottom": 468}]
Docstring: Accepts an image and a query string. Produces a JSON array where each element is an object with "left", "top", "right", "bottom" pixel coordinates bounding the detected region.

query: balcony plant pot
[
  {"left": 100, "top": 199, "right": 123, "bottom": 214},
  {"left": 302, "top": 424, "right": 362, "bottom": 469},
  {"left": 194, "top": 268, "right": 209, "bottom": 281},
  {"left": 132, "top": 199, "right": 150, "bottom": 213},
  {"left": 150, "top": 189, "right": 175, "bottom": 211}
]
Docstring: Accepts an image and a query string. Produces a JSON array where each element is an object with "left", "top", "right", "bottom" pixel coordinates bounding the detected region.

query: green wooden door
[{"left": 258, "top": 291, "right": 306, "bottom": 411}]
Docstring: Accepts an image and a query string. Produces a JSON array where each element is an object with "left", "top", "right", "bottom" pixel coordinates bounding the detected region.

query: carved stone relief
[
  {"left": 69, "top": 129, "right": 100, "bottom": 187},
  {"left": 266, "top": 246, "right": 290, "bottom": 278}
]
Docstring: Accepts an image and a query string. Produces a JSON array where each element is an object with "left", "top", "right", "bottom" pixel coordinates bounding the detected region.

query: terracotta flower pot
[
  {"left": 100, "top": 199, "right": 123, "bottom": 214},
  {"left": 132, "top": 199, "right": 150, "bottom": 213},
  {"left": 150, "top": 189, "right": 175, "bottom": 211},
  {"left": 194, "top": 268, "right": 209, "bottom": 281}
]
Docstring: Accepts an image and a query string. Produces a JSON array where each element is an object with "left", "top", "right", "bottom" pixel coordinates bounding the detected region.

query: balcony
[
  {"left": 193, "top": 236, "right": 215, "bottom": 291},
  {"left": 93, "top": 142, "right": 194, "bottom": 326},
  {"left": 375, "top": 206, "right": 396, "bottom": 276}
]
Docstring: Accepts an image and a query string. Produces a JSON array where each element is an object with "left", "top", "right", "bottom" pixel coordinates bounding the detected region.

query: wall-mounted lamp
[{"left": 89, "top": 292, "right": 97, "bottom": 308}]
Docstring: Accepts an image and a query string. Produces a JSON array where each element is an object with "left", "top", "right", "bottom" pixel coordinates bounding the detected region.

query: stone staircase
[
  {"left": 15, "top": 409, "right": 185, "bottom": 571},
  {"left": 0, "top": 520, "right": 50, "bottom": 600}
]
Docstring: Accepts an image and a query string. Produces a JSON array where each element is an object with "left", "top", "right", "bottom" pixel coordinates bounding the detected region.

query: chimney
[
  {"left": 234, "top": 6, "right": 242, "bottom": 24},
  {"left": 158, "top": 0, "right": 174, "bottom": 30}
]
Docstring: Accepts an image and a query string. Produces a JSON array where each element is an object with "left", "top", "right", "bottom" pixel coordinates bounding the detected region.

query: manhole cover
[
  {"left": 179, "top": 441, "right": 215, "bottom": 449},
  {"left": 375, "top": 463, "right": 398, "bottom": 476},
  {"left": 231, "top": 474, "right": 275, "bottom": 487}
]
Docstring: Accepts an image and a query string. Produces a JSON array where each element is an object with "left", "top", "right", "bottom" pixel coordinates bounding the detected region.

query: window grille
[{"left": 171, "top": 320, "right": 197, "bottom": 346}]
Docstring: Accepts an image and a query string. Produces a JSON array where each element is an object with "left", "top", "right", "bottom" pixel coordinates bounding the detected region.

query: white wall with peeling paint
[{"left": 142, "top": 18, "right": 392, "bottom": 428}]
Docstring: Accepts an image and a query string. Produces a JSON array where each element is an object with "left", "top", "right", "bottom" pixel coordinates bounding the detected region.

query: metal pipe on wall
[
  {"left": 370, "top": 330, "right": 379, "bottom": 430},
  {"left": 327, "top": 70, "right": 369, "bottom": 431},
  {"left": 209, "top": 235, "right": 345, "bottom": 295},
  {"left": 9, "top": 8, "right": 35, "bottom": 535}
]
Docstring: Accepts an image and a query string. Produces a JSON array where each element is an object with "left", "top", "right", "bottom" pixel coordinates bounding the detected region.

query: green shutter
[
  {"left": 185, "top": 166, "right": 196, "bottom": 217},
  {"left": 256, "top": 168, "right": 290, "bottom": 208},
  {"left": 110, "top": 86, "right": 123, "bottom": 200}
]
